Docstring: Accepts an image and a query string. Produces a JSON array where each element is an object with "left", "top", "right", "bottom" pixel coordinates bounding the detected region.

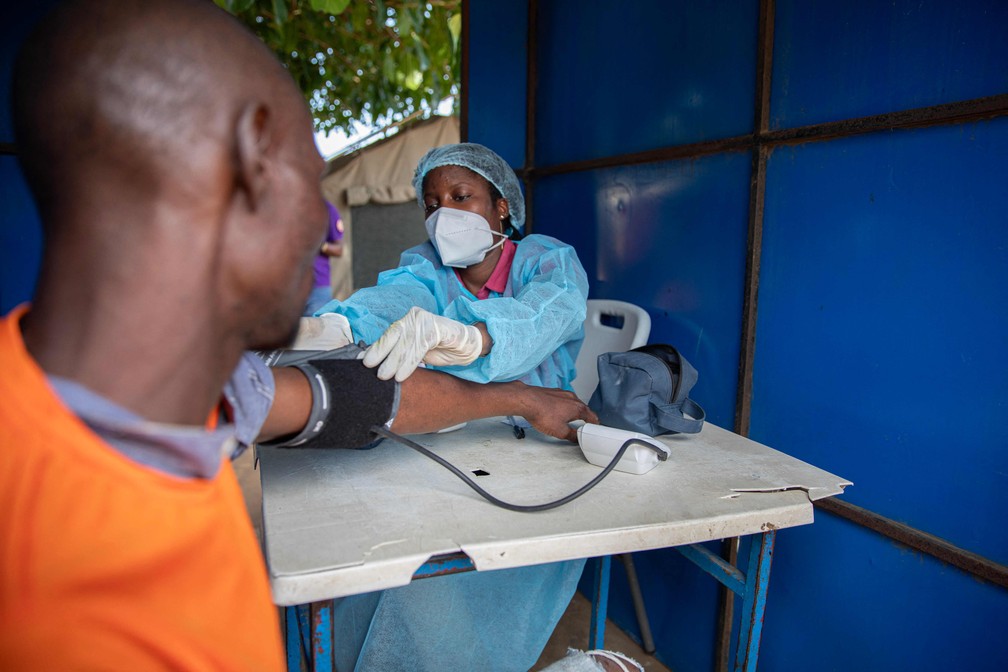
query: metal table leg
[
  {"left": 618, "top": 553, "right": 656, "bottom": 654},
  {"left": 589, "top": 554, "right": 612, "bottom": 649},
  {"left": 672, "top": 530, "right": 776, "bottom": 671},
  {"left": 284, "top": 601, "right": 333, "bottom": 672},
  {"left": 734, "top": 530, "right": 776, "bottom": 672},
  {"left": 284, "top": 606, "right": 303, "bottom": 671},
  {"left": 309, "top": 601, "right": 333, "bottom": 672}
]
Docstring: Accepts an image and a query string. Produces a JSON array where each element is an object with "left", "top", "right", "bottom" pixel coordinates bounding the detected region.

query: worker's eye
[
  {"left": 424, "top": 202, "right": 439, "bottom": 215},
  {"left": 452, "top": 193, "right": 471, "bottom": 203}
]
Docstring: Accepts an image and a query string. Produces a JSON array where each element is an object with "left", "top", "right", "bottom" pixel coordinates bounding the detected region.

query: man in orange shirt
[{"left": 0, "top": 1, "right": 597, "bottom": 669}]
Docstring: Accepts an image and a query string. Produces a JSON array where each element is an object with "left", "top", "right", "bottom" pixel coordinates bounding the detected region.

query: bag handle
[{"left": 653, "top": 398, "right": 705, "bottom": 434}]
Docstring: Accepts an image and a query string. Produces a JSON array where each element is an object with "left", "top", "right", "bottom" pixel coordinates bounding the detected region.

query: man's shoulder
[{"left": 0, "top": 307, "right": 50, "bottom": 415}]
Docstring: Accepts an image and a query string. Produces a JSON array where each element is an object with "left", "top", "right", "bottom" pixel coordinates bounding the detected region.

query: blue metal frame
[
  {"left": 733, "top": 531, "right": 775, "bottom": 671},
  {"left": 284, "top": 534, "right": 776, "bottom": 671},
  {"left": 283, "top": 553, "right": 478, "bottom": 671},
  {"left": 284, "top": 606, "right": 301, "bottom": 671},
  {"left": 588, "top": 531, "right": 776, "bottom": 671},
  {"left": 284, "top": 602, "right": 333, "bottom": 672},
  {"left": 588, "top": 554, "right": 612, "bottom": 649}
]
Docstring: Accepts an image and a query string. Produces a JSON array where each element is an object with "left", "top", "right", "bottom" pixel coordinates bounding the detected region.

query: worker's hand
[
  {"left": 363, "top": 307, "right": 482, "bottom": 382},
  {"left": 516, "top": 385, "right": 599, "bottom": 443},
  {"left": 290, "top": 313, "right": 354, "bottom": 351}
]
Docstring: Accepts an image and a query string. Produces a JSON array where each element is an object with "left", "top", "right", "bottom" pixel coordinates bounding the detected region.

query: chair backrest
[{"left": 572, "top": 299, "right": 652, "bottom": 402}]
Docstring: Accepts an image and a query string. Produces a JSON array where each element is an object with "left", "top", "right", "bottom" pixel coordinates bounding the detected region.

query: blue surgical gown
[
  {"left": 316, "top": 233, "right": 588, "bottom": 390},
  {"left": 318, "top": 234, "right": 591, "bottom": 671}
]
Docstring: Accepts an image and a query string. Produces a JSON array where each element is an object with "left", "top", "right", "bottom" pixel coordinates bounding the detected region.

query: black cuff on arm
[{"left": 262, "top": 358, "right": 400, "bottom": 450}]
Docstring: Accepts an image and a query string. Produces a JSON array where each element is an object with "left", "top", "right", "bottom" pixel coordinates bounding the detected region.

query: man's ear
[{"left": 233, "top": 102, "right": 272, "bottom": 212}]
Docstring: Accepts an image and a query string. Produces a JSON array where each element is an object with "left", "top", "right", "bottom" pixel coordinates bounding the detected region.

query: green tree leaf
[
  {"left": 448, "top": 12, "right": 461, "bottom": 50},
  {"left": 224, "top": 0, "right": 461, "bottom": 136},
  {"left": 271, "top": 0, "right": 288, "bottom": 25},
  {"left": 309, "top": 0, "right": 351, "bottom": 14}
]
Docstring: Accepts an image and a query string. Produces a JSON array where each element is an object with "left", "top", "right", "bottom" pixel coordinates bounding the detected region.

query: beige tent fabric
[{"left": 320, "top": 115, "right": 460, "bottom": 300}]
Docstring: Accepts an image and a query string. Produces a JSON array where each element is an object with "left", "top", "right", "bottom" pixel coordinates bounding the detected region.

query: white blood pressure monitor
[{"left": 576, "top": 423, "right": 670, "bottom": 475}]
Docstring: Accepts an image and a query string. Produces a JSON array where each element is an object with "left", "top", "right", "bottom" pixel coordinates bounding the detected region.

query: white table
[{"left": 258, "top": 418, "right": 849, "bottom": 671}]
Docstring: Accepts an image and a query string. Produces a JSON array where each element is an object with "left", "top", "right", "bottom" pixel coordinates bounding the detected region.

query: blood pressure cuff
[{"left": 257, "top": 344, "right": 399, "bottom": 450}]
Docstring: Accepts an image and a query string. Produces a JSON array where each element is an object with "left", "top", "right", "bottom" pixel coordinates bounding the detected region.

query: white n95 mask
[{"left": 424, "top": 207, "right": 507, "bottom": 268}]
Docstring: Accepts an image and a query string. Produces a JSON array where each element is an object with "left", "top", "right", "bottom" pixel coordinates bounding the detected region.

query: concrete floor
[{"left": 235, "top": 448, "right": 671, "bottom": 672}]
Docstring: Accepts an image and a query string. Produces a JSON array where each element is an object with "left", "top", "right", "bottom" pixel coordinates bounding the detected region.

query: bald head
[
  {"left": 13, "top": 0, "right": 299, "bottom": 221},
  {"left": 14, "top": 0, "right": 329, "bottom": 414}
]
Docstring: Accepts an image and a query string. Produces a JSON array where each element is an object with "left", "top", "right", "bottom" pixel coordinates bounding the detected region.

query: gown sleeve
[
  {"left": 442, "top": 235, "right": 588, "bottom": 385},
  {"left": 316, "top": 244, "right": 442, "bottom": 345}
]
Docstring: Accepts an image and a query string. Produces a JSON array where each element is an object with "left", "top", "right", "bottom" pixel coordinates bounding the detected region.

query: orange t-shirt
[{"left": 0, "top": 307, "right": 284, "bottom": 671}]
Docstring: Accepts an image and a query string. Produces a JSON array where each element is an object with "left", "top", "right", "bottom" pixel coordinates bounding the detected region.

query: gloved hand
[
  {"left": 290, "top": 313, "right": 354, "bottom": 351},
  {"left": 363, "top": 306, "right": 483, "bottom": 382}
]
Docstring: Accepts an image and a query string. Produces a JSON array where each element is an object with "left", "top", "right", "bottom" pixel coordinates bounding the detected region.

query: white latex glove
[
  {"left": 289, "top": 313, "right": 354, "bottom": 351},
  {"left": 363, "top": 306, "right": 483, "bottom": 382}
]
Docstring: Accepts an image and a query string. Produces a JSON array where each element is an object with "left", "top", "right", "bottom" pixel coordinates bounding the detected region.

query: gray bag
[{"left": 588, "top": 344, "right": 705, "bottom": 436}]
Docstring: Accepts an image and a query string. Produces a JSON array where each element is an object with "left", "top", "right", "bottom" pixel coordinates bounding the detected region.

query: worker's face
[{"left": 422, "top": 165, "right": 508, "bottom": 235}]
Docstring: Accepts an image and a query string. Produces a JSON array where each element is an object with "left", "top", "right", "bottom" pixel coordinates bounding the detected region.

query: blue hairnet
[{"left": 412, "top": 143, "right": 526, "bottom": 232}]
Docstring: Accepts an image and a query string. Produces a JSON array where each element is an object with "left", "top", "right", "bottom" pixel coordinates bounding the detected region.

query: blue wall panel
[
  {"left": 0, "top": 156, "right": 41, "bottom": 312},
  {"left": 772, "top": 0, "right": 1008, "bottom": 128},
  {"left": 753, "top": 119, "right": 1008, "bottom": 564},
  {"left": 533, "top": 151, "right": 752, "bottom": 429},
  {"left": 535, "top": 0, "right": 758, "bottom": 166},
  {"left": 1, "top": 3, "right": 55, "bottom": 312},
  {"left": 464, "top": 1, "right": 527, "bottom": 167},
  {"left": 469, "top": 3, "right": 1008, "bottom": 670},
  {"left": 760, "top": 514, "right": 1008, "bottom": 670}
]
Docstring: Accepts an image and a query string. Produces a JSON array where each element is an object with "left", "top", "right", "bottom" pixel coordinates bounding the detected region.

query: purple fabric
[{"left": 314, "top": 201, "right": 344, "bottom": 288}]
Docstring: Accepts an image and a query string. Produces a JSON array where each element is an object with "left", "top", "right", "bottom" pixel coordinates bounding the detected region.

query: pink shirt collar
[{"left": 456, "top": 240, "right": 517, "bottom": 300}]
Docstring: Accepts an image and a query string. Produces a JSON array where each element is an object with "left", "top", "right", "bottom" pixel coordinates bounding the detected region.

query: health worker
[
  {"left": 315, "top": 142, "right": 589, "bottom": 391},
  {"left": 318, "top": 143, "right": 591, "bottom": 672}
]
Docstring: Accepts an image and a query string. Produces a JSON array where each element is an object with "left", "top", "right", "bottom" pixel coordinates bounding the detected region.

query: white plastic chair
[
  {"left": 573, "top": 299, "right": 657, "bottom": 654},
  {"left": 572, "top": 299, "right": 652, "bottom": 402}
]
